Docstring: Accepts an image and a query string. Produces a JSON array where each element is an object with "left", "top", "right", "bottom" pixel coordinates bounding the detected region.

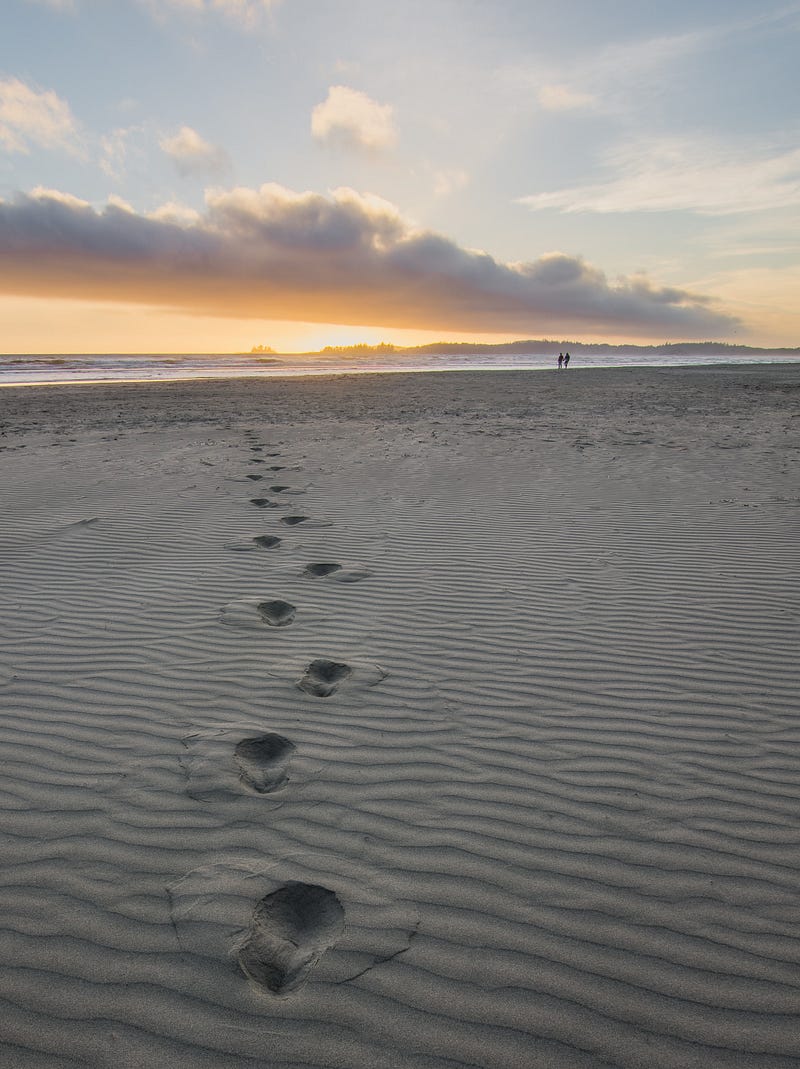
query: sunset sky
[{"left": 1, "top": 0, "right": 798, "bottom": 353}]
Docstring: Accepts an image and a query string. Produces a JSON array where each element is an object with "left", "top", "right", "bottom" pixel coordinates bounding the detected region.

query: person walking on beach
[
  {"left": 557, "top": 353, "right": 564, "bottom": 370},
  {"left": 564, "top": 352, "right": 570, "bottom": 368}
]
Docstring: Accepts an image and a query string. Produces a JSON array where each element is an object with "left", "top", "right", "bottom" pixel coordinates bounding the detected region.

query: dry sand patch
[{"left": 0, "top": 366, "right": 798, "bottom": 1068}]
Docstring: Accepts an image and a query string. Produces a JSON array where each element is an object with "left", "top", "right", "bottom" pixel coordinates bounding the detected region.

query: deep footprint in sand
[
  {"left": 256, "top": 600, "right": 296, "bottom": 627},
  {"left": 296, "top": 658, "right": 352, "bottom": 697},
  {"left": 304, "top": 563, "right": 343, "bottom": 578},
  {"left": 181, "top": 728, "right": 302, "bottom": 799},
  {"left": 253, "top": 534, "right": 282, "bottom": 549},
  {"left": 251, "top": 498, "right": 284, "bottom": 509},
  {"left": 234, "top": 733, "right": 295, "bottom": 793},
  {"left": 238, "top": 883, "right": 345, "bottom": 994},
  {"left": 279, "top": 515, "right": 331, "bottom": 529},
  {"left": 303, "top": 562, "right": 372, "bottom": 582},
  {"left": 246, "top": 474, "right": 264, "bottom": 481}
]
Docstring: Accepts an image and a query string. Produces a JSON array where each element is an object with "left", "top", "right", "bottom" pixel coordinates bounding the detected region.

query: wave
[{"left": 2, "top": 349, "right": 799, "bottom": 387}]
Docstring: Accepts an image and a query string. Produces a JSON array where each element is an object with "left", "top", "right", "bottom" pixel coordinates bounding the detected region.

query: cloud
[
  {"left": 519, "top": 140, "right": 800, "bottom": 216},
  {"left": 311, "top": 86, "right": 397, "bottom": 153},
  {"left": 585, "top": 28, "right": 709, "bottom": 100},
  {"left": 690, "top": 262, "right": 800, "bottom": 346},
  {"left": 28, "top": 186, "right": 89, "bottom": 208},
  {"left": 0, "top": 183, "right": 738, "bottom": 338},
  {"left": 537, "top": 84, "right": 596, "bottom": 112},
  {"left": 26, "top": 0, "right": 76, "bottom": 9},
  {"left": 29, "top": 0, "right": 280, "bottom": 22},
  {"left": 511, "top": 7, "right": 800, "bottom": 132},
  {"left": 433, "top": 169, "right": 469, "bottom": 197},
  {"left": 0, "top": 77, "right": 81, "bottom": 155},
  {"left": 514, "top": 8, "right": 797, "bottom": 123},
  {"left": 147, "top": 200, "right": 203, "bottom": 225},
  {"left": 100, "top": 125, "right": 146, "bottom": 180},
  {"left": 141, "top": 0, "right": 279, "bottom": 28},
  {"left": 160, "top": 125, "right": 228, "bottom": 177},
  {"left": 506, "top": 24, "right": 709, "bottom": 121}
]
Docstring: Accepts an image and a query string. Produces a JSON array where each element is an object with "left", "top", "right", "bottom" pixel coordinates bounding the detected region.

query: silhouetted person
[
  {"left": 564, "top": 352, "right": 570, "bottom": 368},
  {"left": 557, "top": 353, "right": 563, "bottom": 369}
]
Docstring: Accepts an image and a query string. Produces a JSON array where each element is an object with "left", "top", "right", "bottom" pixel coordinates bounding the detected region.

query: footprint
[
  {"left": 279, "top": 515, "right": 331, "bottom": 528},
  {"left": 221, "top": 597, "right": 299, "bottom": 630},
  {"left": 246, "top": 474, "right": 264, "bottom": 481},
  {"left": 47, "top": 517, "right": 101, "bottom": 542},
  {"left": 251, "top": 498, "right": 285, "bottom": 509},
  {"left": 237, "top": 883, "right": 345, "bottom": 994},
  {"left": 268, "top": 465, "right": 286, "bottom": 471},
  {"left": 256, "top": 600, "right": 296, "bottom": 627},
  {"left": 269, "top": 485, "right": 290, "bottom": 492},
  {"left": 181, "top": 728, "right": 311, "bottom": 800},
  {"left": 296, "top": 658, "right": 352, "bottom": 697},
  {"left": 253, "top": 535, "right": 282, "bottom": 549},
  {"left": 234, "top": 733, "right": 295, "bottom": 793},
  {"left": 303, "top": 562, "right": 371, "bottom": 583},
  {"left": 169, "top": 858, "right": 417, "bottom": 989},
  {"left": 304, "top": 563, "right": 342, "bottom": 578}
]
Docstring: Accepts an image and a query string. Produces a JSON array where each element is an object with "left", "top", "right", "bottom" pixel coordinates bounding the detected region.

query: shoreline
[
  {"left": 2, "top": 358, "right": 798, "bottom": 393},
  {"left": 2, "top": 356, "right": 799, "bottom": 391}
]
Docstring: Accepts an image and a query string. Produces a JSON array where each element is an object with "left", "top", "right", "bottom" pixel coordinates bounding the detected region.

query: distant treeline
[
  {"left": 318, "top": 342, "right": 398, "bottom": 354},
  {"left": 400, "top": 340, "right": 800, "bottom": 357},
  {"left": 264, "top": 339, "right": 800, "bottom": 358}
]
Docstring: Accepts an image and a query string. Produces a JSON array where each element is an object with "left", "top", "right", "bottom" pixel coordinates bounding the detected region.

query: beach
[{"left": 1, "top": 364, "right": 799, "bottom": 1068}]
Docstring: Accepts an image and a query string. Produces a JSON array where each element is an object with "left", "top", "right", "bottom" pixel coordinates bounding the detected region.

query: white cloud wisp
[
  {"left": 311, "top": 86, "right": 397, "bottom": 153},
  {"left": 160, "top": 125, "right": 228, "bottom": 177},
  {"left": 0, "top": 77, "right": 81, "bottom": 155},
  {"left": 520, "top": 139, "right": 800, "bottom": 216},
  {"left": 141, "top": 0, "right": 279, "bottom": 28}
]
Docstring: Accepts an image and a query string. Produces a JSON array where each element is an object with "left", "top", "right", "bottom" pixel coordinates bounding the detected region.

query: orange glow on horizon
[{"left": 0, "top": 293, "right": 793, "bottom": 356}]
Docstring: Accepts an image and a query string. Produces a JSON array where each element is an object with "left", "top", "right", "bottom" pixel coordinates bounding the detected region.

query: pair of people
[{"left": 557, "top": 352, "right": 570, "bottom": 369}]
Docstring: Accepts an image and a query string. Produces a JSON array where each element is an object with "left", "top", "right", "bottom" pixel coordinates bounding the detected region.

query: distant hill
[
  {"left": 274, "top": 340, "right": 799, "bottom": 358},
  {"left": 400, "top": 340, "right": 800, "bottom": 357}
]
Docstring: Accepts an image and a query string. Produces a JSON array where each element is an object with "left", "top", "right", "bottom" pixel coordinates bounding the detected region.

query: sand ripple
[{"left": 0, "top": 368, "right": 799, "bottom": 1068}]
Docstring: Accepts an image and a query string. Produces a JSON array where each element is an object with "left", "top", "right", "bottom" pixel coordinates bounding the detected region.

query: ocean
[{"left": 1, "top": 349, "right": 798, "bottom": 387}]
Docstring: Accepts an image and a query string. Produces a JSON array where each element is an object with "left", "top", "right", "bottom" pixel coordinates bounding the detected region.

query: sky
[{"left": 1, "top": 0, "right": 798, "bottom": 353}]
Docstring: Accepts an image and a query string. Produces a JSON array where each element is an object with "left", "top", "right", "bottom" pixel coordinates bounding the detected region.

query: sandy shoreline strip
[{"left": 1, "top": 365, "right": 799, "bottom": 1068}]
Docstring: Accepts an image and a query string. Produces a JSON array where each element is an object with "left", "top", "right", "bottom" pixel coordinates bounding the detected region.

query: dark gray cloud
[{"left": 0, "top": 184, "right": 738, "bottom": 336}]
